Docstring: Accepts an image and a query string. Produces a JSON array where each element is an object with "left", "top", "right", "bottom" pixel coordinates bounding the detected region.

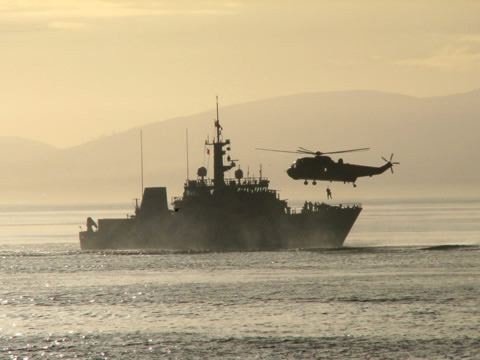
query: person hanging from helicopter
[{"left": 326, "top": 187, "right": 332, "bottom": 200}]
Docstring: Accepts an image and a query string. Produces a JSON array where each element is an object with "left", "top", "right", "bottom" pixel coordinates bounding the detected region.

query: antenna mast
[
  {"left": 186, "top": 128, "right": 190, "bottom": 180},
  {"left": 140, "top": 129, "right": 144, "bottom": 197}
]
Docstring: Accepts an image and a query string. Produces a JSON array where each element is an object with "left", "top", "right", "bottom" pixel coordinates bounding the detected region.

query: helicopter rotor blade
[
  {"left": 321, "top": 147, "right": 370, "bottom": 155},
  {"left": 381, "top": 156, "right": 388, "bottom": 162},
  {"left": 390, "top": 153, "right": 394, "bottom": 161},
  {"left": 256, "top": 147, "right": 301, "bottom": 154},
  {"left": 296, "top": 149, "right": 317, "bottom": 155},
  {"left": 258, "top": 146, "right": 370, "bottom": 156},
  {"left": 297, "top": 147, "right": 316, "bottom": 153}
]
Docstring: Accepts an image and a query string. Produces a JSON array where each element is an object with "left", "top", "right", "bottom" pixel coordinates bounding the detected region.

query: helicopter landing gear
[
  {"left": 312, "top": 180, "right": 317, "bottom": 185},
  {"left": 304, "top": 180, "right": 308, "bottom": 185}
]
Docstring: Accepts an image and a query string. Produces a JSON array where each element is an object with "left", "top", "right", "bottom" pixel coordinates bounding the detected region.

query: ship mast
[
  {"left": 216, "top": 96, "right": 221, "bottom": 143},
  {"left": 207, "top": 96, "right": 235, "bottom": 188}
]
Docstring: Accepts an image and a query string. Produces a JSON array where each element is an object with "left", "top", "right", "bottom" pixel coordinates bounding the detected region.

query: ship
[{"left": 79, "top": 101, "right": 362, "bottom": 250}]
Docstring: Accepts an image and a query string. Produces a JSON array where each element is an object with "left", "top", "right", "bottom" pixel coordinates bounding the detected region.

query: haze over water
[{"left": 0, "top": 199, "right": 478, "bottom": 358}]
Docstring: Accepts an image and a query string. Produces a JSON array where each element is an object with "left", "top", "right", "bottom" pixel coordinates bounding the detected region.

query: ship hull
[{"left": 79, "top": 206, "right": 361, "bottom": 251}]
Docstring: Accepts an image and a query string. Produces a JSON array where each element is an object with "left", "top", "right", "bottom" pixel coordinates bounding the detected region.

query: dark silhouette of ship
[{"left": 79, "top": 101, "right": 362, "bottom": 250}]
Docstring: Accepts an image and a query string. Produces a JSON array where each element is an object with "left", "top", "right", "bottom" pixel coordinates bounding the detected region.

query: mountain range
[{"left": 2, "top": 89, "right": 479, "bottom": 203}]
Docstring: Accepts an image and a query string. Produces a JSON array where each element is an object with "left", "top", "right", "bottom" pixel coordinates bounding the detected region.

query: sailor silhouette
[{"left": 326, "top": 187, "right": 332, "bottom": 200}]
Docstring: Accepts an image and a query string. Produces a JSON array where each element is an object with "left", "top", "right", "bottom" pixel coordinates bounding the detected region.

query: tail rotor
[{"left": 382, "top": 153, "right": 400, "bottom": 173}]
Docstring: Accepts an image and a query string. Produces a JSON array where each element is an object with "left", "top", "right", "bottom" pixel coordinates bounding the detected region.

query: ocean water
[{"left": 0, "top": 200, "right": 478, "bottom": 359}]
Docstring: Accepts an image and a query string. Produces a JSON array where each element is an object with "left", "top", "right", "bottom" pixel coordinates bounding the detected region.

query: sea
[{"left": 0, "top": 199, "right": 478, "bottom": 359}]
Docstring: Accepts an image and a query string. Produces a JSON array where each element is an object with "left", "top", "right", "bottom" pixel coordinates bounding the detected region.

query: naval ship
[{"left": 80, "top": 103, "right": 362, "bottom": 250}]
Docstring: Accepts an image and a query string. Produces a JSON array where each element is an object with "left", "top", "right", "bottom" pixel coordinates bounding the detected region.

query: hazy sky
[{"left": 1, "top": 0, "right": 480, "bottom": 147}]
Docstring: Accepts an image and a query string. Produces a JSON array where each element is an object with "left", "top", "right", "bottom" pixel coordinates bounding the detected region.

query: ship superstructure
[{"left": 80, "top": 101, "right": 361, "bottom": 250}]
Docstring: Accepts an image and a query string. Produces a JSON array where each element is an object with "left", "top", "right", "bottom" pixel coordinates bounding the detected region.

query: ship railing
[
  {"left": 185, "top": 179, "right": 215, "bottom": 187},
  {"left": 337, "top": 202, "right": 362, "bottom": 208},
  {"left": 289, "top": 202, "right": 362, "bottom": 214},
  {"left": 229, "top": 177, "right": 270, "bottom": 187},
  {"left": 185, "top": 177, "right": 270, "bottom": 189}
]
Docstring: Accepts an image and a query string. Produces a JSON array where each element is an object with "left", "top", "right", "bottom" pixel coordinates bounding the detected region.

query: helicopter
[{"left": 257, "top": 146, "right": 399, "bottom": 187}]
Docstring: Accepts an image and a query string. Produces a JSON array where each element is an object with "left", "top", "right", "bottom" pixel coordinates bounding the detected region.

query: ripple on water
[
  {"left": 0, "top": 246, "right": 478, "bottom": 358},
  {"left": 0, "top": 333, "right": 479, "bottom": 359}
]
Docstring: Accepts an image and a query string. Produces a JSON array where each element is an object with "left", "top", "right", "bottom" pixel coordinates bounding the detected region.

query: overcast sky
[{"left": 1, "top": 0, "right": 480, "bottom": 147}]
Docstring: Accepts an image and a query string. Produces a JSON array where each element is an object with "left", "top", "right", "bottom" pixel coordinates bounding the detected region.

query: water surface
[{"left": 0, "top": 200, "right": 478, "bottom": 359}]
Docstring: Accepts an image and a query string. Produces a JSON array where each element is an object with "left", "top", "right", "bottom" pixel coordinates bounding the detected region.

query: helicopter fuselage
[{"left": 286, "top": 155, "right": 392, "bottom": 184}]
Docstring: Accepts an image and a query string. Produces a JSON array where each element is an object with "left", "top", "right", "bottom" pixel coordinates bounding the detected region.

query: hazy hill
[
  {"left": 0, "top": 137, "right": 56, "bottom": 164},
  {"left": 2, "top": 90, "right": 480, "bottom": 203}
]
